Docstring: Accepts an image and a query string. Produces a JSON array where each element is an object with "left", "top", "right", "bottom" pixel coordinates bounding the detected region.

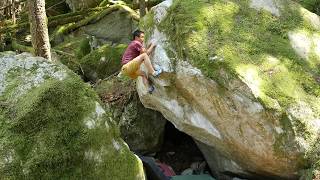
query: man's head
[{"left": 133, "top": 30, "right": 145, "bottom": 43}]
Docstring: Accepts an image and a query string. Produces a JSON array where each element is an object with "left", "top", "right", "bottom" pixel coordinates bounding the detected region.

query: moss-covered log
[
  {"left": 49, "top": 15, "right": 84, "bottom": 28},
  {"left": 0, "top": 22, "right": 29, "bottom": 34},
  {"left": 52, "top": 36, "right": 89, "bottom": 72},
  {"left": 12, "top": 39, "right": 34, "bottom": 53},
  {"left": 129, "top": 0, "right": 163, "bottom": 10},
  {"left": 108, "top": 0, "right": 161, "bottom": 9},
  {"left": 48, "top": 7, "right": 103, "bottom": 21},
  {"left": 99, "top": 0, "right": 126, "bottom": 7},
  {"left": 53, "top": 4, "right": 138, "bottom": 36},
  {"left": 0, "top": 7, "right": 104, "bottom": 34},
  {"left": 99, "top": 0, "right": 111, "bottom": 7},
  {"left": 119, "top": 4, "right": 140, "bottom": 21},
  {"left": 79, "top": 43, "right": 127, "bottom": 82},
  {"left": 0, "top": 4, "right": 138, "bottom": 36}
]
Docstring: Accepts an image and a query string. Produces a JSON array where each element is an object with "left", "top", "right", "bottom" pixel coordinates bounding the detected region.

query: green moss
[
  {"left": 293, "top": 0, "right": 320, "bottom": 15},
  {"left": 157, "top": 0, "right": 320, "bottom": 113},
  {"left": 75, "top": 38, "right": 91, "bottom": 59},
  {"left": 142, "top": 0, "right": 320, "bottom": 170},
  {"left": 0, "top": 54, "right": 143, "bottom": 179},
  {"left": 140, "top": 11, "right": 155, "bottom": 40},
  {"left": 95, "top": 76, "right": 133, "bottom": 98},
  {"left": 53, "top": 36, "right": 89, "bottom": 72},
  {"left": 94, "top": 77, "right": 135, "bottom": 126},
  {"left": 80, "top": 44, "right": 127, "bottom": 81},
  {"left": 300, "top": 136, "right": 320, "bottom": 179},
  {"left": 0, "top": 77, "right": 95, "bottom": 178},
  {"left": 94, "top": 77, "right": 165, "bottom": 153},
  {"left": 273, "top": 114, "right": 294, "bottom": 155}
]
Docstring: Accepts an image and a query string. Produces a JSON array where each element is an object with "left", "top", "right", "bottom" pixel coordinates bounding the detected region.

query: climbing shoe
[
  {"left": 148, "top": 85, "right": 155, "bottom": 94},
  {"left": 152, "top": 68, "right": 162, "bottom": 77}
]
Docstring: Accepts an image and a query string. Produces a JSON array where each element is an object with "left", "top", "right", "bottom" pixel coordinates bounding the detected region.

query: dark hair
[{"left": 133, "top": 30, "right": 144, "bottom": 40}]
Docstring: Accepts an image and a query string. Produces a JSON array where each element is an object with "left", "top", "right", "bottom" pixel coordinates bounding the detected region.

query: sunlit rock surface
[{"left": 137, "top": 0, "right": 320, "bottom": 179}]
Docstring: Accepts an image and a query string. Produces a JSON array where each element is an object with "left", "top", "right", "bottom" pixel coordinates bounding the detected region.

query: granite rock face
[
  {"left": 137, "top": 0, "right": 320, "bottom": 179},
  {"left": 95, "top": 77, "right": 166, "bottom": 154}
]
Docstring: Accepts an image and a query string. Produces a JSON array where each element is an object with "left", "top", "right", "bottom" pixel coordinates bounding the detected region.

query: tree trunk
[
  {"left": 12, "top": 0, "right": 16, "bottom": 24},
  {"left": 27, "top": 0, "right": 51, "bottom": 60},
  {"left": 4, "top": 0, "right": 11, "bottom": 18},
  {"left": 139, "top": 0, "right": 146, "bottom": 17}
]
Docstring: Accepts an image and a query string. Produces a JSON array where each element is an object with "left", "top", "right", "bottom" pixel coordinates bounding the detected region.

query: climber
[{"left": 120, "top": 29, "right": 162, "bottom": 93}]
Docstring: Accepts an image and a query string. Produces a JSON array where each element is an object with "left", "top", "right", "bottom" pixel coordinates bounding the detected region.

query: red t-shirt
[{"left": 121, "top": 40, "right": 143, "bottom": 65}]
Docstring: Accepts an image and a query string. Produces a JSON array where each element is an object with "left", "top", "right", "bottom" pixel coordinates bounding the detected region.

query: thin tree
[
  {"left": 4, "top": 0, "right": 11, "bottom": 19},
  {"left": 27, "top": 0, "right": 51, "bottom": 60},
  {"left": 12, "top": 0, "right": 16, "bottom": 24},
  {"left": 139, "top": 0, "right": 146, "bottom": 17}
]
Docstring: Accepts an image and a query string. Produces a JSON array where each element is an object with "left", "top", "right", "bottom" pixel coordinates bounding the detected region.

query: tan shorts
[{"left": 121, "top": 59, "right": 140, "bottom": 79}]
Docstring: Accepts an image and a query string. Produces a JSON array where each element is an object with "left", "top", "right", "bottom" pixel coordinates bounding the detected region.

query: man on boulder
[{"left": 120, "top": 29, "right": 162, "bottom": 93}]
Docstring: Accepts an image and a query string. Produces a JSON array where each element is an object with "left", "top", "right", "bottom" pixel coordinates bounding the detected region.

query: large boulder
[
  {"left": 137, "top": 0, "right": 320, "bottom": 179},
  {"left": 0, "top": 52, "right": 145, "bottom": 179},
  {"left": 81, "top": 10, "right": 138, "bottom": 44},
  {"left": 95, "top": 77, "right": 166, "bottom": 154}
]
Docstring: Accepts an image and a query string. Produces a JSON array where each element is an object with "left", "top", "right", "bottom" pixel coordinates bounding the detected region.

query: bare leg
[
  {"left": 142, "top": 53, "right": 156, "bottom": 75},
  {"left": 136, "top": 70, "right": 149, "bottom": 87},
  {"left": 131, "top": 53, "right": 155, "bottom": 75}
]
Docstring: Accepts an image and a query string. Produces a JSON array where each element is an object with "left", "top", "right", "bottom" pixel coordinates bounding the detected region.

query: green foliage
[
  {"left": 53, "top": 36, "right": 88, "bottom": 72},
  {"left": 76, "top": 38, "right": 91, "bottom": 59},
  {"left": 294, "top": 0, "right": 320, "bottom": 15},
  {"left": 99, "top": 0, "right": 109, "bottom": 7},
  {"left": 300, "top": 139, "right": 320, "bottom": 179}
]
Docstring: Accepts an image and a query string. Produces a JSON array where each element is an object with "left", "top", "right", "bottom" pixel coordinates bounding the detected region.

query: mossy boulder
[
  {"left": 137, "top": 0, "right": 320, "bottom": 179},
  {"left": 53, "top": 35, "right": 125, "bottom": 82},
  {"left": 80, "top": 44, "right": 127, "bottom": 82},
  {"left": 95, "top": 77, "right": 166, "bottom": 154},
  {"left": 0, "top": 52, "right": 145, "bottom": 179},
  {"left": 80, "top": 10, "right": 138, "bottom": 44},
  {"left": 53, "top": 35, "right": 91, "bottom": 73}
]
